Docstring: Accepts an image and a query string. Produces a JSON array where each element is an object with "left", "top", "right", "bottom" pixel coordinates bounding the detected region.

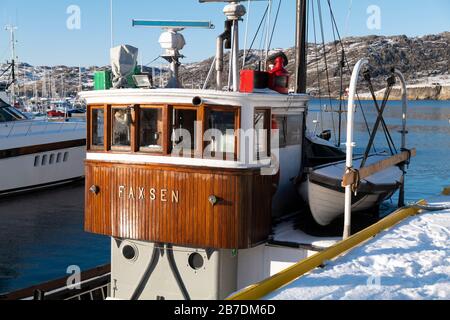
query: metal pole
[
  {"left": 344, "top": 58, "right": 368, "bottom": 239},
  {"left": 264, "top": 0, "right": 273, "bottom": 65},
  {"left": 6, "top": 25, "right": 18, "bottom": 103},
  {"left": 242, "top": 0, "right": 251, "bottom": 68},
  {"left": 232, "top": 19, "right": 239, "bottom": 92},
  {"left": 110, "top": 0, "right": 114, "bottom": 48},
  {"left": 295, "top": 0, "right": 307, "bottom": 94},
  {"left": 395, "top": 69, "right": 408, "bottom": 207}
]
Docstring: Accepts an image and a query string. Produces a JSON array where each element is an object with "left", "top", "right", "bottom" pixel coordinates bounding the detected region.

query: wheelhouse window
[
  {"left": 139, "top": 107, "right": 163, "bottom": 153},
  {"left": 91, "top": 108, "right": 105, "bottom": 149},
  {"left": 274, "top": 114, "right": 303, "bottom": 148},
  {"left": 87, "top": 103, "right": 242, "bottom": 161},
  {"left": 204, "top": 109, "right": 237, "bottom": 160},
  {"left": 171, "top": 108, "right": 198, "bottom": 156},
  {"left": 112, "top": 107, "right": 132, "bottom": 150},
  {"left": 254, "top": 109, "right": 271, "bottom": 159}
]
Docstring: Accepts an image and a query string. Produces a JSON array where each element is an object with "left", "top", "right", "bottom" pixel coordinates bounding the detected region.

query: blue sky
[{"left": 0, "top": 0, "right": 449, "bottom": 67}]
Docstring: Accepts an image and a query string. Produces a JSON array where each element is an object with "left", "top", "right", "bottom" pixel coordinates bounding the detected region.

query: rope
[
  {"left": 243, "top": 3, "right": 270, "bottom": 68},
  {"left": 242, "top": 0, "right": 252, "bottom": 67},
  {"left": 268, "top": 0, "right": 282, "bottom": 50},
  {"left": 327, "top": 1, "right": 345, "bottom": 147},
  {"left": 326, "top": 0, "right": 375, "bottom": 151},
  {"left": 346, "top": 166, "right": 360, "bottom": 195},
  {"left": 318, "top": 0, "right": 337, "bottom": 145},
  {"left": 310, "top": 0, "right": 324, "bottom": 132}
]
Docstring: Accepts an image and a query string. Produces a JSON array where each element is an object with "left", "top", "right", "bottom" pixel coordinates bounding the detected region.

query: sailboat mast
[
  {"left": 6, "top": 25, "right": 18, "bottom": 103},
  {"left": 294, "top": 0, "right": 308, "bottom": 94}
]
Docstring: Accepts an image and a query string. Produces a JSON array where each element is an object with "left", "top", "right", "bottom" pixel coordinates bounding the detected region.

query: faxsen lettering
[{"left": 118, "top": 186, "right": 180, "bottom": 203}]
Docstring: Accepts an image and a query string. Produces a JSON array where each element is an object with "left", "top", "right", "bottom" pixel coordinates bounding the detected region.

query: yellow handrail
[{"left": 227, "top": 200, "right": 426, "bottom": 300}]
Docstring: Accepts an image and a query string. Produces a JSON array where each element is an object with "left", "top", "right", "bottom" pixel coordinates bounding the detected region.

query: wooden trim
[
  {"left": 104, "top": 105, "right": 111, "bottom": 152},
  {"left": 131, "top": 104, "right": 139, "bottom": 152},
  {"left": 86, "top": 105, "right": 92, "bottom": 149},
  {"left": 87, "top": 105, "right": 105, "bottom": 151},
  {"left": 85, "top": 161, "right": 272, "bottom": 249},
  {"left": 196, "top": 105, "right": 205, "bottom": 158},
  {"left": 110, "top": 105, "right": 132, "bottom": 152},
  {"left": 203, "top": 105, "right": 241, "bottom": 161},
  {"left": 88, "top": 103, "right": 242, "bottom": 160},
  {"left": 163, "top": 105, "right": 170, "bottom": 155},
  {"left": 342, "top": 149, "right": 417, "bottom": 187},
  {"left": 137, "top": 104, "right": 165, "bottom": 154},
  {"left": 0, "top": 139, "right": 86, "bottom": 160}
]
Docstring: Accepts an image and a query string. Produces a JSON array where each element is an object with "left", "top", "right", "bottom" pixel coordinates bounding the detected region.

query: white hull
[
  {"left": 0, "top": 119, "right": 86, "bottom": 196},
  {"left": 300, "top": 177, "right": 392, "bottom": 226},
  {"left": 0, "top": 146, "right": 85, "bottom": 195},
  {"left": 299, "top": 155, "right": 402, "bottom": 226}
]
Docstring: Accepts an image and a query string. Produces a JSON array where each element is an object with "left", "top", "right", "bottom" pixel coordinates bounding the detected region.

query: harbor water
[{"left": 0, "top": 99, "right": 449, "bottom": 294}]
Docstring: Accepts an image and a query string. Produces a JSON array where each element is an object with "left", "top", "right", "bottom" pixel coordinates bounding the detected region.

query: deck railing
[{"left": 0, "top": 120, "right": 86, "bottom": 139}]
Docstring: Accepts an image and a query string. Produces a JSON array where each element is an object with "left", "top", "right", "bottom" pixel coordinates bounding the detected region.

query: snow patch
[{"left": 265, "top": 198, "right": 450, "bottom": 300}]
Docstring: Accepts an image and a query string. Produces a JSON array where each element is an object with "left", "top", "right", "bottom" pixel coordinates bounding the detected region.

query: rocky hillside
[
  {"left": 1, "top": 32, "right": 449, "bottom": 100},
  {"left": 179, "top": 32, "right": 450, "bottom": 100}
]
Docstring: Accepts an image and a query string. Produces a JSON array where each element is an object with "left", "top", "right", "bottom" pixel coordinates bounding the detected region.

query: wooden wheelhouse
[{"left": 81, "top": 89, "right": 308, "bottom": 249}]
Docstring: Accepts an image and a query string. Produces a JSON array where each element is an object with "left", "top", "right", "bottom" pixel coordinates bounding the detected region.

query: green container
[{"left": 94, "top": 70, "right": 112, "bottom": 90}]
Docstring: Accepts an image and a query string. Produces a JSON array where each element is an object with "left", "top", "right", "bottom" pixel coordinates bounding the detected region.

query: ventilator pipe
[{"left": 216, "top": 21, "right": 232, "bottom": 90}]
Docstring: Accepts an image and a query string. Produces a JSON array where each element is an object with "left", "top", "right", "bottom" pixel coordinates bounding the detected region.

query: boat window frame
[
  {"left": 169, "top": 105, "right": 203, "bottom": 158},
  {"left": 137, "top": 105, "right": 167, "bottom": 155},
  {"left": 254, "top": 108, "right": 271, "bottom": 160},
  {"left": 87, "top": 103, "right": 241, "bottom": 161},
  {"left": 87, "top": 105, "right": 107, "bottom": 151},
  {"left": 273, "top": 113, "right": 303, "bottom": 148},
  {"left": 203, "top": 105, "right": 241, "bottom": 161},
  {"left": 110, "top": 105, "right": 135, "bottom": 152}
]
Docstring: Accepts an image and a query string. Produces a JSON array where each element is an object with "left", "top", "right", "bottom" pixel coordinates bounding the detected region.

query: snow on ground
[{"left": 265, "top": 198, "right": 450, "bottom": 300}]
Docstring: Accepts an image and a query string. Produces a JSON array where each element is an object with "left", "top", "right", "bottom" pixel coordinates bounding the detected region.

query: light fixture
[{"left": 133, "top": 74, "right": 153, "bottom": 88}]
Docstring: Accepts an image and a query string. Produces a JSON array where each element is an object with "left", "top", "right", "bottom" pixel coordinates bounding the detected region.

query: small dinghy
[{"left": 299, "top": 154, "right": 403, "bottom": 226}]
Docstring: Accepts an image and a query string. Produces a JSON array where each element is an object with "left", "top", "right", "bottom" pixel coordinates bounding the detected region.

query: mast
[
  {"left": 294, "top": 0, "right": 308, "bottom": 94},
  {"left": 5, "top": 25, "right": 18, "bottom": 103}
]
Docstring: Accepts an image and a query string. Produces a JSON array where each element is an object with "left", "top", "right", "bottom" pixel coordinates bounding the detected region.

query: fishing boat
[{"left": 0, "top": 0, "right": 414, "bottom": 301}]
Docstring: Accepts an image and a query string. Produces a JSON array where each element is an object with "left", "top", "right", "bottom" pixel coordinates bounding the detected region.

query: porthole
[
  {"left": 41, "top": 155, "right": 48, "bottom": 166},
  {"left": 188, "top": 252, "right": 204, "bottom": 271},
  {"left": 122, "top": 245, "right": 138, "bottom": 261},
  {"left": 34, "top": 156, "right": 40, "bottom": 167},
  {"left": 49, "top": 154, "right": 55, "bottom": 165},
  {"left": 56, "top": 153, "right": 62, "bottom": 163},
  {"left": 63, "top": 152, "right": 69, "bottom": 162}
]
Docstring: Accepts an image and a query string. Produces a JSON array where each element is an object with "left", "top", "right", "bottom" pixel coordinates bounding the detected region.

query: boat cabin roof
[{"left": 79, "top": 88, "right": 309, "bottom": 110}]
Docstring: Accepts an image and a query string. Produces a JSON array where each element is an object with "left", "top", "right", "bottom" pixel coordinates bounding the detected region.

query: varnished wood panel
[{"left": 85, "top": 161, "right": 272, "bottom": 249}]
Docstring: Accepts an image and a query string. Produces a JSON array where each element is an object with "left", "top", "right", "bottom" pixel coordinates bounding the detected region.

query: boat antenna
[
  {"left": 132, "top": 20, "right": 214, "bottom": 88},
  {"left": 294, "top": 0, "right": 307, "bottom": 94},
  {"left": 200, "top": 1, "right": 246, "bottom": 92}
]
